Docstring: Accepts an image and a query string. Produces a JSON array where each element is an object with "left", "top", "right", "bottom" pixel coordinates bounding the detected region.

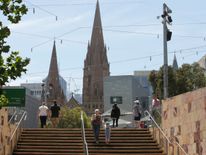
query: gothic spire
[
  {"left": 90, "top": 0, "right": 104, "bottom": 47},
  {"left": 46, "top": 41, "right": 62, "bottom": 103},
  {"left": 83, "top": 0, "right": 110, "bottom": 115},
  {"left": 172, "top": 54, "right": 178, "bottom": 70},
  {"left": 48, "top": 41, "right": 59, "bottom": 77}
]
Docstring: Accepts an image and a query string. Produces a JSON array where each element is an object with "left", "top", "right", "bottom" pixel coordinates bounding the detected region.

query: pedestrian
[
  {"left": 133, "top": 99, "right": 142, "bottom": 128},
  {"left": 38, "top": 102, "right": 49, "bottom": 128},
  {"left": 91, "top": 109, "right": 102, "bottom": 144},
  {"left": 111, "top": 104, "right": 120, "bottom": 127},
  {"left": 104, "top": 122, "right": 111, "bottom": 144},
  {"left": 50, "top": 100, "right": 61, "bottom": 128}
]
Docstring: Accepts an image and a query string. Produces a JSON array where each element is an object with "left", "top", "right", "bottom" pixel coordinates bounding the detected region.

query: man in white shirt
[{"left": 38, "top": 102, "right": 49, "bottom": 128}]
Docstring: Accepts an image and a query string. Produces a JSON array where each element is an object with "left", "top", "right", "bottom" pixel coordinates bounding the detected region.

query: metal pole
[{"left": 163, "top": 3, "right": 168, "bottom": 99}]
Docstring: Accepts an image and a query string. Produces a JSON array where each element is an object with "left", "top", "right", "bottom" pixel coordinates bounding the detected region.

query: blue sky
[{"left": 5, "top": 0, "right": 206, "bottom": 93}]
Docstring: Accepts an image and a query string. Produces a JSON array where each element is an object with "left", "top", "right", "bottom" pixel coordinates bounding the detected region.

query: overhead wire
[
  {"left": 30, "top": 27, "right": 87, "bottom": 51},
  {"left": 22, "top": 44, "right": 206, "bottom": 76},
  {"left": 12, "top": 31, "right": 87, "bottom": 45},
  {"left": 25, "top": 0, "right": 58, "bottom": 20}
]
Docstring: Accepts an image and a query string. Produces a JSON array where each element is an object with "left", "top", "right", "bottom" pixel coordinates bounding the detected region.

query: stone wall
[
  {"left": 0, "top": 108, "right": 18, "bottom": 155},
  {"left": 162, "top": 87, "right": 206, "bottom": 155}
]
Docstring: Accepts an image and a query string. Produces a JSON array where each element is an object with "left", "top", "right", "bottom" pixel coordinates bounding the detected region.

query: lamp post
[
  {"left": 41, "top": 83, "right": 46, "bottom": 103},
  {"left": 161, "top": 3, "right": 172, "bottom": 99}
]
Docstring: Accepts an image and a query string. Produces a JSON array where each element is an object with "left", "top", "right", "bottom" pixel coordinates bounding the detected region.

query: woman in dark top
[{"left": 111, "top": 104, "right": 120, "bottom": 127}]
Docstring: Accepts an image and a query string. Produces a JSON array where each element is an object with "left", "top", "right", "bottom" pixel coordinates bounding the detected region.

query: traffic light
[{"left": 167, "top": 29, "right": 172, "bottom": 41}]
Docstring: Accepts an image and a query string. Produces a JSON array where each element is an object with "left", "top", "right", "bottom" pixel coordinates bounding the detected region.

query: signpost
[{"left": 0, "top": 87, "right": 26, "bottom": 107}]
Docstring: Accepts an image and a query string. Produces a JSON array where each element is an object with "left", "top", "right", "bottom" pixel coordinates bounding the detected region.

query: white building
[{"left": 21, "top": 83, "right": 42, "bottom": 99}]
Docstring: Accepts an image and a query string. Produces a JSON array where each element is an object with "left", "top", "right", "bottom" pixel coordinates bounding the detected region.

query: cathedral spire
[
  {"left": 44, "top": 41, "right": 66, "bottom": 105},
  {"left": 90, "top": 0, "right": 104, "bottom": 47},
  {"left": 48, "top": 41, "right": 59, "bottom": 77},
  {"left": 172, "top": 54, "right": 178, "bottom": 70},
  {"left": 83, "top": 0, "right": 110, "bottom": 115}
]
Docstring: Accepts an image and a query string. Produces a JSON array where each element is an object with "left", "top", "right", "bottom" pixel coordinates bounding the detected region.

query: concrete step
[{"left": 13, "top": 128, "right": 165, "bottom": 155}]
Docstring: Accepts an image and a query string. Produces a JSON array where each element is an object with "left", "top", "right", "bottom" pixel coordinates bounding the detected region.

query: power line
[
  {"left": 12, "top": 31, "right": 87, "bottom": 45},
  {"left": 25, "top": 0, "right": 58, "bottom": 20},
  {"left": 21, "top": 44, "right": 206, "bottom": 76},
  {"left": 12, "top": 24, "right": 206, "bottom": 48},
  {"left": 30, "top": 27, "right": 87, "bottom": 51},
  {"left": 103, "top": 29, "right": 158, "bottom": 36}
]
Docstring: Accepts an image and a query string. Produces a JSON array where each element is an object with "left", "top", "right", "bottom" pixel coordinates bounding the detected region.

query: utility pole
[{"left": 162, "top": 3, "right": 172, "bottom": 99}]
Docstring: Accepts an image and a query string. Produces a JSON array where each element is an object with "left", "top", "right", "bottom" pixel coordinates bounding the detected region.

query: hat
[
  {"left": 134, "top": 99, "right": 140, "bottom": 104},
  {"left": 95, "top": 109, "right": 99, "bottom": 113}
]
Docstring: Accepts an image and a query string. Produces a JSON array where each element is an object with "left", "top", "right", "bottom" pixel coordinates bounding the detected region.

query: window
[{"left": 110, "top": 96, "right": 122, "bottom": 104}]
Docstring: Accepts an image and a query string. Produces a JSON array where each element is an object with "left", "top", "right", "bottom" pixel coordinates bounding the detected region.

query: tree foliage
[
  {"left": 58, "top": 106, "right": 91, "bottom": 128},
  {"left": 0, "top": 94, "right": 8, "bottom": 108},
  {"left": 149, "top": 63, "right": 206, "bottom": 99},
  {"left": 0, "top": 0, "right": 30, "bottom": 86}
]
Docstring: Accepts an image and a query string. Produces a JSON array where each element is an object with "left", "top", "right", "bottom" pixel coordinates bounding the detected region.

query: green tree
[
  {"left": 0, "top": 0, "right": 30, "bottom": 87},
  {"left": 149, "top": 63, "right": 206, "bottom": 99},
  {"left": 176, "top": 63, "right": 206, "bottom": 94},
  {"left": 0, "top": 94, "right": 8, "bottom": 108},
  {"left": 149, "top": 66, "right": 176, "bottom": 99},
  {"left": 58, "top": 106, "right": 91, "bottom": 128}
]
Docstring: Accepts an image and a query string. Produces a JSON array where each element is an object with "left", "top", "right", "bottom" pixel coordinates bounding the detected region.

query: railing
[
  {"left": 8, "top": 110, "right": 17, "bottom": 123},
  {"left": 144, "top": 110, "right": 188, "bottom": 155},
  {"left": 9, "top": 111, "right": 27, "bottom": 155},
  {"left": 81, "top": 111, "right": 89, "bottom": 155}
]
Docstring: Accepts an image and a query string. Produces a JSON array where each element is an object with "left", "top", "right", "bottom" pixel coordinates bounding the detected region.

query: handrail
[
  {"left": 144, "top": 110, "right": 188, "bottom": 155},
  {"left": 10, "top": 111, "right": 27, "bottom": 142},
  {"left": 145, "top": 110, "right": 170, "bottom": 142},
  {"left": 81, "top": 111, "right": 89, "bottom": 155},
  {"left": 9, "top": 110, "right": 17, "bottom": 123}
]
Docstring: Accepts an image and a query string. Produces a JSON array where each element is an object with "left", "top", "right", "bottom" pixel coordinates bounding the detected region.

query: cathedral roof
[{"left": 67, "top": 94, "right": 80, "bottom": 109}]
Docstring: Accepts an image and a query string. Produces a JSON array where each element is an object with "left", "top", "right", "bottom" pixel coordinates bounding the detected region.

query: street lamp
[
  {"left": 41, "top": 83, "right": 46, "bottom": 103},
  {"left": 48, "top": 83, "right": 53, "bottom": 100},
  {"left": 41, "top": 81, "right": 54, "bottom": 105}
]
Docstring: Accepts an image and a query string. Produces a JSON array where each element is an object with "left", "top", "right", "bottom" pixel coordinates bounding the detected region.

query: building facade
[
  {"left": 198, "top": 54, "right": 206, "bottom": 70},
  {"left": 21, "top": 83, "right": 42, "bottom": 99},
  {"left": 104, "top": 74, "right": 152, "bottom": 112},
  {"left": 103, "top": 72, "right": 153, "bottom": 124},
  {"left": 83, "top": 0, "right": 110, "bottom": 115}
]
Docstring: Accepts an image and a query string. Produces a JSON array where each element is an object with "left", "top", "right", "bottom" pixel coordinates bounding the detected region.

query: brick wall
[{"left": 162, "top": 87, "right": 206, "bottom": 155}]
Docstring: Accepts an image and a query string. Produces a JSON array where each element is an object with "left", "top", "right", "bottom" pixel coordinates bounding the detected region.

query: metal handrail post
[
  {"left": 10, "top": 111, "right": 27, "bottom": 142},
  {"left": 8, "top": 111, "right": 17, "bottom": 123}
]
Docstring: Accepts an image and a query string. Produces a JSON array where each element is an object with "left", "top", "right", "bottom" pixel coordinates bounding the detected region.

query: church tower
[
  {"left": 172, "top": 54, "right": 178, "bottom": 71},
  {"left": 42, "top": 41, "right": 66, "bottom": 106},
  {"left": 83, "top": 0, "right": 110, "bottom": 115}
]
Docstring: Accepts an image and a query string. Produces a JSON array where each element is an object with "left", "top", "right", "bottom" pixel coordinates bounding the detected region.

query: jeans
[
  {"left": 92, "top": 124, "right": 100, "bottom": 141},
  {"left": 40, "top": 116, "right": 47, "bottom": 128}
]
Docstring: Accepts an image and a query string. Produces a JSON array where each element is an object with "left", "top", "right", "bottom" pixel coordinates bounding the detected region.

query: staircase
[
  {"left": 13, "top": 128, "right": 84, "bottom": 155},
  {"left": 85, "top": 128, "right": 165, "bottom": 155},
  {"left": 13, "top": 128, "right": 165, "bottom": 155}
]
